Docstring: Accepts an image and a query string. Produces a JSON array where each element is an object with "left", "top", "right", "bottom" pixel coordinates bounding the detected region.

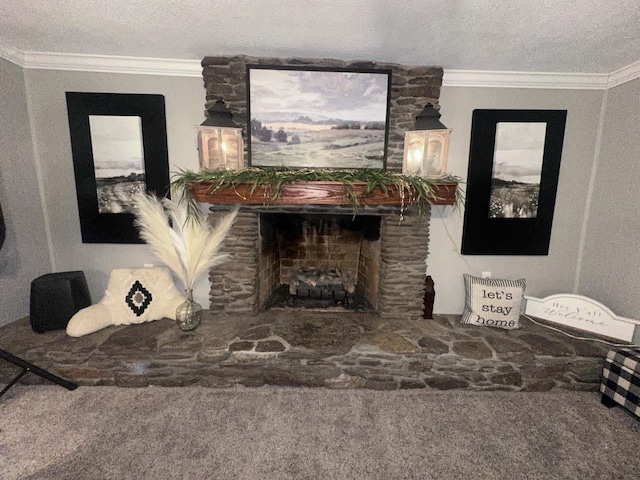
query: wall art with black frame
[
  {"left": 66, "top": 92, "right": 170, "bottom": 244},
  {"left": 461, "top": 109, "right": 567, "bottom": 255},
  {"left": 246, "top": 64, "right": 392, "bottom": 169}
]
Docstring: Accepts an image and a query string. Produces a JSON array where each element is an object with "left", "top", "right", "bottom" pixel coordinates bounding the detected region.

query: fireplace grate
[
  {"left": 290, "top": 267, "right": 354, "bottom": 295},
  {"left": 263, "top": 285, "right": 374, "bottom": 312},
  {"left": 293, "top": 285, "right": 350, "bottom": 307},
  {"left": 294, "top": 284, "right": 348, "bottom": 301}
]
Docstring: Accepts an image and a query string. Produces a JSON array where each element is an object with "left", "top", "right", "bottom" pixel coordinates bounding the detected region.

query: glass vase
[{"left": 175, "top": 289, "right": 202, "bottom": 331}]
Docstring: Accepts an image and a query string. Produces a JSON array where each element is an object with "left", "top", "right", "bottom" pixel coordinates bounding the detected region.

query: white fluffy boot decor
[{"left": 66, "top": 267, "right": 184, "bottom": 337}]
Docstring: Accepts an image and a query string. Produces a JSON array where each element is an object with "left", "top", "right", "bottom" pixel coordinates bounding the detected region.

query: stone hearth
[{"left": 0, "top": 313, "right": 607, "bottom": 391}]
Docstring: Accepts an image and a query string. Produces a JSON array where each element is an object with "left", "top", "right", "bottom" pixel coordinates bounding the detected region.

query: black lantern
[
  {"left": 402, "top": 103, "right": 451, "bottom": 178},
  {"left": 196, "top": 99, "right": 244, "bottom": 171}
]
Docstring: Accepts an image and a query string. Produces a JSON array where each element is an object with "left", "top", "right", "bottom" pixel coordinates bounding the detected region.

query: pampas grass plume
[{"left": 133, "top": 192, "right": 239, "bottom": 291}]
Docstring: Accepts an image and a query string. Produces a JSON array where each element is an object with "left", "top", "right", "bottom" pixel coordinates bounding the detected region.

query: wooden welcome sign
[{"left": 524, "top": 294, "right": 640, "bottom": 343}]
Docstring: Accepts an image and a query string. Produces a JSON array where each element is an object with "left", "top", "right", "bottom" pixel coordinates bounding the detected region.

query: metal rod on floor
[
  {"left": 0, "top": 348, "right": 78, "bottom": 399},
  {"left": 0, "top": 368, "right": 29, "bottom": 398}
]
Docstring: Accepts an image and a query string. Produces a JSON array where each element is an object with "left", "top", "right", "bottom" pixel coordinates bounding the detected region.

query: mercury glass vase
[{"left": 176, "top": 289, "right": 202, "bottom": 331}]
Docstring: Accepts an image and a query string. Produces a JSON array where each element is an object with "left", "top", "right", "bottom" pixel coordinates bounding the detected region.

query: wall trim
[
  {"left": 0, "top": 40, "right": 26, "bottom": 66},
  {"left": 0, "top": 45, "right": 638, "bottom": 88},
  {"left": 607, "top": 60, "right": 640, "bottom": 89},
  {"left": 443, "top": 69, "right": 610, "bottom": 90},
  {"left": 17, "top": 50, "right": 202, "bottom": 77},
  {"left": 0, "top": 42, "right": 202, "bottom": 77}
]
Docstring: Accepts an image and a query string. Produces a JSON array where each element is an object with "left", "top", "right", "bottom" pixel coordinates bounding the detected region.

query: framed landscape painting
[
  {"left": 461, "top": 109, "right": 567, "bottom": 255},
  {"left": 66, "top": 92, "right": 170, "bottom": 243},
  {"left": 246, "top": 65, "right": 392, "bottom": 169}
]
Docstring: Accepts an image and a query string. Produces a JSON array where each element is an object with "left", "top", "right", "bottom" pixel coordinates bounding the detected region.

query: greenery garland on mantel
[{"left": 171, "top": 167, "right": 463, "bottom": 219}]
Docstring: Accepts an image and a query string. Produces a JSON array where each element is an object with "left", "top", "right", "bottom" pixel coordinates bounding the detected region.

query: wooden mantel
[{"left": 189, "top": 181, "right": 457, "bottom": 207}]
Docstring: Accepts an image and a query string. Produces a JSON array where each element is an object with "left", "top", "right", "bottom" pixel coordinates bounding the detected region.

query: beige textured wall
[
  {"left": 12, "top": 66, "right": 630, "bottom": 320},
  {"left": 22, "top": 69, "right": 212, "bottom": 306},
  {"left": 577, "top": 78, "right": 640, "bottom": 318},
  {"left": 0, "top": 58, "right": 52, "bottom": 325},
  {"left": 430, "top": 86, "right": 605, "bottom": 313}
]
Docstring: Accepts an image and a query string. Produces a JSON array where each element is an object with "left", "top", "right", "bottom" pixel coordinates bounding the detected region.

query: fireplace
[
  {"left": 208, "top": 205, "right": 431, "bottom": 320},
  {"left": 200, "top": 54, "right": 445, "bottom": 320},
  {"left": 258, "top": 213, "right": 380, "bottom": 311}
]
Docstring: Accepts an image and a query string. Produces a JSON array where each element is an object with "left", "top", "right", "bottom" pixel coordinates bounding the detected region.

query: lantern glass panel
[
  {"left": 402, "top": 129, "right": 450, "bottom": 178},
  {"left": 403, "top": 131, "right": 426, "bottom": 175},
  {"left": 197, "top": 126, "right": 244, "bottom": 171}
]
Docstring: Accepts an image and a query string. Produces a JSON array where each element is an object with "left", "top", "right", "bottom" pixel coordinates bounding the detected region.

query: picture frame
[
  {"left": 461, "top": 109, "right": 567, "bottom": 255},
  {"left": 246, "top": 64, "right": 392, "bottom": 169},
  {"left": 66, "top": 92, "right": 170, "bottom": 244}
]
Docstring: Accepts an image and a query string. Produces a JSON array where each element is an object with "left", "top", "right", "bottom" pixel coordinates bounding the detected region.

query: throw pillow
[
  {"left": 66, "top": 267, "right": 184, "bottom": 337},
  {"left": 461, "top": 274, "right": 526, "bottom": 330}
]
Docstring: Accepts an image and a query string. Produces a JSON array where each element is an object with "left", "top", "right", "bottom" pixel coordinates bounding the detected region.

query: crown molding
[
  {"left": 443, "top": 69, "right": 610, "bottom": 90},
  {"left": 1, "top": 44, "right": 637, "bottom": 88},
  {"left": 0, "top": 40, "right": 26, "bottom": 67},
  {"left": 22, "top": 51, "right": 202, "bottom": 77},
  {"left": 10, "top": 49, "right": 202, "bottom": 77},
  {"left": 607, "top": 60, "right": 640, "bottom": 88}
]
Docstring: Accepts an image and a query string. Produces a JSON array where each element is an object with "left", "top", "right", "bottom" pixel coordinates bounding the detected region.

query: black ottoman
[{"left": 30, "top": 271, "right": 92, "bottom": 333}]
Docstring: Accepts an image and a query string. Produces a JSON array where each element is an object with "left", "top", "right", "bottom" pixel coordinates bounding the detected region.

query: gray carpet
[{"left": 1, "top": 386, "right": 639, "bottom": 480}]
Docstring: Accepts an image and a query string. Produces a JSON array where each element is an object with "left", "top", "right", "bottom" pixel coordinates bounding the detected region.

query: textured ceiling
[{"left": 0, "top": 0, "right": 639, "bottom": 74}]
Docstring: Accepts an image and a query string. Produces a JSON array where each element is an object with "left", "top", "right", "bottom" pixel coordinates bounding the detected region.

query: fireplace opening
[{"left": 259, "top": 213, "right": 381, "bottom": 311}]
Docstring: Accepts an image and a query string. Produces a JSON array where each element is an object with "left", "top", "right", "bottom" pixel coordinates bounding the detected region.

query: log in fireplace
[{"left": 259, "top": 213, "right": 379, "bottom": 312}]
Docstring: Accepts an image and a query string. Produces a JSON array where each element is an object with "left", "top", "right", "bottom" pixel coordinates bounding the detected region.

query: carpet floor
[{"left": 1, "top": 386, "right": 639, "bottom": 480}]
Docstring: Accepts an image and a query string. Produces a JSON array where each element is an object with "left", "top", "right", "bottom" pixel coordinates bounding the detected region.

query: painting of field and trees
[
  {"left": 89, "top": 115, "right": 146, "bottom": 214},
  {"left": 489, "top": 122, "right": 547, "bottom": 218},
  {"left": 247, "top": 67, "right": 390, "bottom": 168}
]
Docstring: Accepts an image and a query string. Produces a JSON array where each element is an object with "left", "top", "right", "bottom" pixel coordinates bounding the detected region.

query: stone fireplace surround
[
  {"left": 202, "top": 55, "right": 443, "bottom": 317},
  {"left": 209, "top": 205, "right": 430, "bottom": 319}
]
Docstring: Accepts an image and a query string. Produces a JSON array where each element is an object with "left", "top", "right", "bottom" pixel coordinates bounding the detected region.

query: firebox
[{"left": 258, "top": 213, "right": 381, "bottom": 311}]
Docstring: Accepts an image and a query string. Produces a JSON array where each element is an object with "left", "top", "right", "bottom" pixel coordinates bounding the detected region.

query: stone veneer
[
  {"left": 201, "top": 55, "right": 443, "bottom": 170},
  {"left": 0, "top": 314, "right": 608, "bottom": 391},
  {"left": 377, "top": 213, "right": 429, "bottom": 319},
  {"left": 202, "top": 55, "right": 441, "bottom": 317},
  {"left": 208, "top": 205, "right": 429, "bottom": 320},
  {"left": 208, "top": 209, "right": 259, "bottom": 314}
]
